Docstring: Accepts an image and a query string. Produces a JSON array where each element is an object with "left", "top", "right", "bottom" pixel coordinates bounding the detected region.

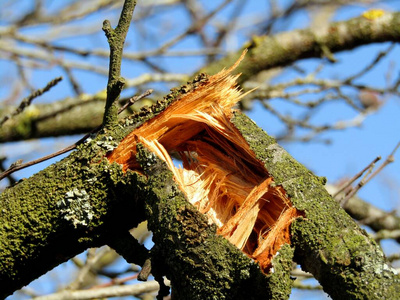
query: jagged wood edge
[
  {"left": 0, "top": 75, "right": 208, "bottom": 298},
  {"left": 231, "top": 111, "right": 400, "bottom": 299},
  {"left": 0, "top": 74, "right": 294, "bottom": 300},
  {"left": 2, "top": 68, "right": 399, "bottom": 300}
]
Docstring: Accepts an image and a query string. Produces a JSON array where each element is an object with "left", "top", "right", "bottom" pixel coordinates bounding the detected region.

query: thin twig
[
  {"left": 345, "top": 43, "right": 396, "bottom": 84},
  {"left": 90, "top": 273, "right": 139, "bottom": 289},
  {"left": 0, "top": 89, "right": 153, "bottom": 182},
  {"left": 118, "top": 89, "right": 153, "bottom": 114},
  {"left": 62, "top": 65, "right": 83, "bottom": 96},
  {"left": 0, "top": 143, "right": 77, "bottom": 182},
  {"left": 68, "top": 248, "right": 111, "bottom": 291},
  {"left": 13, "top": 54, "right": 35, "bottom": 92},
  {"left": 0, "top": 157, "right": 17, "bottom": 185},
  {"left": 340, "top": 162, "right": 376, "bottom": 205},
  {"left": 148, "top": 0, "right": 231, "bottom": 55},
  {"left": 0, "top": 77, "right": 62, "bottom": 127},
  {"left": 333, "top": 156, "right": 381, "bottom": 199},
  {"left": 339, "top": 141, "right": 400, "bottom": 206},
  {"left": 32, "top": 281, "right": 165, "bottom": 300},
  {"left": 207, "top": 0, "right": 246, "bottom": 62}
]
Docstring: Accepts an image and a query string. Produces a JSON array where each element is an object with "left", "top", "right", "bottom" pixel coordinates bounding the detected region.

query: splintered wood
[{"left": 107, "top": 52, "right": 301, "bottom": 273}]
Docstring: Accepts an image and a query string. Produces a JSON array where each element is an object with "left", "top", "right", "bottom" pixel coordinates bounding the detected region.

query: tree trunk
[{"left": 1, "top": 69, "right": 399, "bottom": 300}]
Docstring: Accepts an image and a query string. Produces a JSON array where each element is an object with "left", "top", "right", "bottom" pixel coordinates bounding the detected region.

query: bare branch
[
  {"left": 32, "top": 281, "right": 164, "bottom": 300},
  {"left": 102, "top": 0, "right": 137, "bottom": 129},
  {"left": 118, "top": 89, "right": 153, "bottom": 114},
  {"left": 339, "top": 141, "right": 400, "bottom": 206},
  {"left": 0, "top": 77, "right": 62, "bottom": 127},
  {"left": 333, "top": 156, "right": 381, "bottom": 199}
]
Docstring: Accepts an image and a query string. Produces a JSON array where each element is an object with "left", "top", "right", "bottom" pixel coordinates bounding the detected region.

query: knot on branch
[
  {"left": 108, "top": 77, "right": 126, "bottom": 94},
  {"left": 102, "top": 19, "right": 113, "bottom": 38}
]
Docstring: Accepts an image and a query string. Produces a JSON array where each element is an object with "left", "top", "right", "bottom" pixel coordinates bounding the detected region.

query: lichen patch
[{"left": 57, "top": 188, "right": 94, "bottom": 228}]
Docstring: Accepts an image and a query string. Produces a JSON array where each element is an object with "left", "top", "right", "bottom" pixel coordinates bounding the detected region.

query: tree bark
[
  {"left": 0, "top": 76, "right": 289, "bottom": 299},
  {"left": 1, "top": 71, "right": 399, "bottom": 299},
  {"left": 0, "top": 129, "right": 146, "bottom": 298},
  {"left": 231, "top": 112, "right": 400, "bottom": 299},
  {"left": 0, "top": 95, "right": 105, "bottom": 142}
]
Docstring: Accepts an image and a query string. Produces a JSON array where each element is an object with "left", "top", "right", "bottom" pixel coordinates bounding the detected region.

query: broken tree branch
[
  {"left": 0, "top": 73, "right": 284, "bottom": 299},
  {"left": 1, "top": 55, "right": 399, "bottom": 300}
]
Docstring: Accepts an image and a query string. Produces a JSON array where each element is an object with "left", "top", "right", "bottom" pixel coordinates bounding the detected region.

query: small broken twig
[
  {"left": 339, "top": 141, "right": 400, "bottom": 206},
  {"left": 333, "top": 156, "right": 381, "bottom": 199},
  {"left": 118, "top": 89, "right": 153, "bottom": 114}
]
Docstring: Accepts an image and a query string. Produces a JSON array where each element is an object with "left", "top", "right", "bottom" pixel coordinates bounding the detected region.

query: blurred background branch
[{"left": 1, "top": 1, "right": 400, "bottom": 299}]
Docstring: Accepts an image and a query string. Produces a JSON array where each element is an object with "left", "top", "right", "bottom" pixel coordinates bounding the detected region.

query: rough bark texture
[
  {"left": 1, "top": 75, "right": 292, "bottom": 299},
  {"left": 231, "top": 112, "right": 400, "bottom": 299},
  {"left": 136, "top": 145, "right": 293, "bottom": 300},
  {"left": 0, "top": 74, "right": 178, "bottom": 298},
  {"left": 1, "top": 68, "right": 399, "bottom": 299},
  {"left": 0, "top": 131, "right": 146, "bottom": 298}
]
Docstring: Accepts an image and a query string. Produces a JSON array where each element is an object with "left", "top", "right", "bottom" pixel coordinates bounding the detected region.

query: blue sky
[{"left": 2, "top": 1, "right": 400, "bottom": 299}]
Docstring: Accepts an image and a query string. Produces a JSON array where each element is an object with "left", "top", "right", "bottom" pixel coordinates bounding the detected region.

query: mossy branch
[
  {"left": 1, "top": 66, "right": 399, "bottom": 298},
  {"left": 201, "top": 11, "right": 400, "bottom": 85},
  {"left": 0, "top": 75, "right": 294, "bottom": 300},
  {"left": 231, "top": 111, "right": 400, "bottom": 299},
  {"left": 0, "top": 132, "right": 147, "bottom": 298},
  {"left": 102, "top": 0, "right": 136, "bottom": 129}
]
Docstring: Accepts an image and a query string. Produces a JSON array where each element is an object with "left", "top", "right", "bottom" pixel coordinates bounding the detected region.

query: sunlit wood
[{"left": 108, "top": 52, "right": 302, "bottom": 272}]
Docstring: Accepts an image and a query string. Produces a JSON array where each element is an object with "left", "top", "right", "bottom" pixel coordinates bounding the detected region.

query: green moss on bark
[
  {"left": 136, "top": 145, "right": 294, "bottom": 300},
  {"left": 231, "top": 111, "right": 400, "bottom": 299},
  {"left": 269, "top": 244, "right": 295, "bottom": 300},
  {"left": 0, "top": 73, "right": 216, "bottom": 299},
  {"left": 4, "top": 67, "right": 399, "bottom": 299},
  {"left": 0, "top": 132, "right": 146, "bottom": 299}
]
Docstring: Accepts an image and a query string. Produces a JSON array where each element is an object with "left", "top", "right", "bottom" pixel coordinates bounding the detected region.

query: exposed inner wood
[{"left": 107, "top": 53, "right": 302, "bottom": 272}]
